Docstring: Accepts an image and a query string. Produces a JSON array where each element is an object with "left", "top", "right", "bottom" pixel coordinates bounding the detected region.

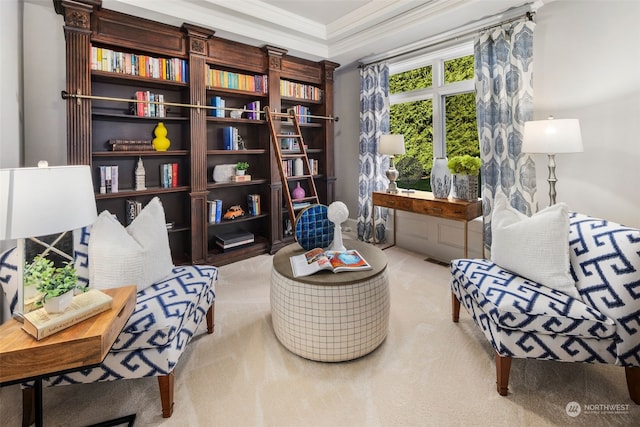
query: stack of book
[
  {"left": 108, "top": 139, "right": 154, "bottom": 151},
  {"left": 99, "top": 165, "right": 119, "bottom": 194},
  {"left": 222, "top": 127, "right": 240, "bottom": 150},
  {"left": 160, "top": 163, "right": 179, "bottom": 188},
  {"left": 210, "top": 96, "right": 225, "bottom": 117},
  {"left": 247, "top": 194, "right": 261, "bottom": 215},
  {"left": 215, "top": 231, "right": 255, "bottom": 250},
  {"left": 126, "top": 200, "right": 143, "bottom": 225},
  {"left": 244, "top": 100, "right": 261, "bottom": 120}
]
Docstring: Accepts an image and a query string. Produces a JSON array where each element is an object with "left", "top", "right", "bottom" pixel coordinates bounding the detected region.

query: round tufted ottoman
[{"left": 271, "top": 240, "right": 389, "bottom": 362}]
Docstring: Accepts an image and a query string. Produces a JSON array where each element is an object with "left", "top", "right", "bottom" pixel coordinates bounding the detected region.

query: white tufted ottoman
[{"left": 271, "top": 240, "right": 390, "bottom": 362}]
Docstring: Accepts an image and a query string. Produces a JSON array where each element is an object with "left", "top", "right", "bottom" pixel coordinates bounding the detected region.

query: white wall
[
  {"left": 532, "top": 0, "right": 640, "bottom": 227},
  {"left": 332, "top": 0, "right": 640, "bottom": 258}
]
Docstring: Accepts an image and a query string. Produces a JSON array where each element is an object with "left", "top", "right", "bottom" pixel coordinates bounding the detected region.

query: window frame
[{"left": 388, "top": 42, "right": 474, "bottom": 158}]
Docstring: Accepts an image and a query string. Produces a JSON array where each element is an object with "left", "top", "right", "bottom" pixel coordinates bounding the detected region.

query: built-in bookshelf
[{"left": 56, "top": 0, "right": 338, "bottom": 265}]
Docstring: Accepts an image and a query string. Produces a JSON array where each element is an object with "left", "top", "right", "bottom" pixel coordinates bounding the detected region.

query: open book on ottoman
[{"left": 290, "top": 248, "right": 372, "bottom": 278}]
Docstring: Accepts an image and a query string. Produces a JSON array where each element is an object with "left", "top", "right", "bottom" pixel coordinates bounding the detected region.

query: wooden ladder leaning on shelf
[{"left": 264, "top": 106, "right": 320, "bottom": 223}]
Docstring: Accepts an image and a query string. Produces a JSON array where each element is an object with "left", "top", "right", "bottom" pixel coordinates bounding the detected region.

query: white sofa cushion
[
  {"left": 491, "top": 192, "right": 580, "bottom": 300},
  {"left": 89, "top": 197, "right": 174, "bottom": 291}
]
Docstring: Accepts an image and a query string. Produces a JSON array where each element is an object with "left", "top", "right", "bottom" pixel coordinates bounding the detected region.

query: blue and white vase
[{"left": 430, "top": 157, "right": 451, "bottom": 198}]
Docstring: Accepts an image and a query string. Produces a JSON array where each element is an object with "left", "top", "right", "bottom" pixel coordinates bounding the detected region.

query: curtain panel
[
  {"left": 357, "top": 63, "right": 390, "bottom": 242},
  {"left": 475, "top": 20, "right": 537, "bottom": 249}
]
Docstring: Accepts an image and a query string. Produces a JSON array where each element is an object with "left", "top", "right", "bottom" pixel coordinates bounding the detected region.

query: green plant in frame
[
  {"left": 447, "top": 155, "right": 481, "bottom": 175},
  {"left": 236, "top": 161, "right": 249, "bottom": 171},
  {"left": 24, "top": 255, "right": 85, "bottom": 305}
]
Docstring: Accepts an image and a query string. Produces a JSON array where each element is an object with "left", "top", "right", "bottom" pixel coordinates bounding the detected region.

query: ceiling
[{"left": 101, "top": 0, "right": 539, "bottom": 67}]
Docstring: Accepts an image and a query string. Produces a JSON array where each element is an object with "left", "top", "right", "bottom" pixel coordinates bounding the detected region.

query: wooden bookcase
[{"left": 55, "top": 0, "right": 338, "bottom": 266}]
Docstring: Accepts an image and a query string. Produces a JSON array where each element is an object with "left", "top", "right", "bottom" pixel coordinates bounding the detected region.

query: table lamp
[
  {"left": 522, "top": 116, "right": 583, "bottom": 205},
  {"left": 0, "top": 162, "right": 97, "bottom": 318},
  {"left": 379, "top": 134, "right": 405, "bottom": 193}
]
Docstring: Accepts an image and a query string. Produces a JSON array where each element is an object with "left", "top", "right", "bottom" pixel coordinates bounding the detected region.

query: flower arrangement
[
  {"left": 447, "top": 155, "right": 481, "bottom": 175},
  {"left": 24, "top": 255, "right": 85, "bottom": 305},
  {"left": 236, "top": 161, "right": 249, "bottom": 171}
]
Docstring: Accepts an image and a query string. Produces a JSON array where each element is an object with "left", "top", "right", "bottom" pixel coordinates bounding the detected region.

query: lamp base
[{"left": 386, "top": 157, "right": 400, "bottom": 194}]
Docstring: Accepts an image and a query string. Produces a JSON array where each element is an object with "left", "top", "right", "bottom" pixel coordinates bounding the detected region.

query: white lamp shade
[
  {"left": 0, "top": 165, "right": 97, "bottom": 240},
  {"left": 379, "top": 134, "right": 405, "bottom": 155},
  {"left": 522, "top": 118, "right": 583, "bottom": 154}
]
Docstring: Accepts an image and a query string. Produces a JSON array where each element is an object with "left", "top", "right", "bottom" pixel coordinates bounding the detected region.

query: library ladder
[{"left": 264, "top": 106, "right": 320, "bottom": 224}]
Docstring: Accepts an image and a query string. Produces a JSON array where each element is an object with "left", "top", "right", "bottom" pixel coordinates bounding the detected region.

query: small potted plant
[
  {"left": 236, "top": 161, "right": 249, "bottom": 176},
  {"left": 24, "top": 255, "right": 85, "bottom": 313},
  {"left": 447, "top": 155, "right": 481, "bottom": 201}
]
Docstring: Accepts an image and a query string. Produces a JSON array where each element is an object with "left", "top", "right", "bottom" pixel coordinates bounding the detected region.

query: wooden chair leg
[
  {"left": 451, "top": 292, "right": 461, "bottom": 323},
  {"left": 21, "top": 387, "right": 35, "bottom": 427},
  {"left": 158, "top": 372, "right": 175, "bottom": 418},
  {"left": 207, "top": 302, "right": 215, "bottom": 334},
  {"left": 495, "top": 353, "right": 512, "bottom": 396},
  {"left": 625, "top": 366, "right": 640, "bottom": 404}
]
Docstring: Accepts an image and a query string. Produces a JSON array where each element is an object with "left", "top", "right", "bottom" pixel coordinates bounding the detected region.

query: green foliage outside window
[{"left": 390, "top": 54, "right": 477, "bottom": 191}]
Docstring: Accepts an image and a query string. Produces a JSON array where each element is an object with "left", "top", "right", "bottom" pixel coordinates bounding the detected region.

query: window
[{"left": 389, "top": 44, "right": 478, "bottom": 191}]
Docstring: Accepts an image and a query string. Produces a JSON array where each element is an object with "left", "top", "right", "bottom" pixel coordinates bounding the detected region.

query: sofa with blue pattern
[
  {"left": 0, "top": 226, "right": 217, "bottom": 421},
  {"left": 450, "top": 212, "right": 640, "bottom": 402}
]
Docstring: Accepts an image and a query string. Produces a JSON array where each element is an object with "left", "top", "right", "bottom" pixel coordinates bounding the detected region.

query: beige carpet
[{"left": 1, "top": 244, "right": 638, "bottom": 426}]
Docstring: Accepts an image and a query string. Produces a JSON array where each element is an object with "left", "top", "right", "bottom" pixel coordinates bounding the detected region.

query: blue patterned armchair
[
  {"left": 450, "top": 212, "right": 640, "bottom": 402},
  {"left": 0, "top": 225, "right": 217, "bottom": 422}
]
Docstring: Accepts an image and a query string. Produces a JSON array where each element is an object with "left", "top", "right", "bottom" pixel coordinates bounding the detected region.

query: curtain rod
[
  {"left": 358, "top": 8, "right": 536, "bottom": 68},
  {"left": 60, "top": 90, "right": 338, "bottom": 122}
]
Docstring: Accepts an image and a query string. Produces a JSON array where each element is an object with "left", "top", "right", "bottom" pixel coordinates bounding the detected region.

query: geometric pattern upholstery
[
  {"left": 451, "top": 212, "right": 640, "bottom": 367},
  {"left": 0, "top": 224, "right": 217, "bottom": 388}
]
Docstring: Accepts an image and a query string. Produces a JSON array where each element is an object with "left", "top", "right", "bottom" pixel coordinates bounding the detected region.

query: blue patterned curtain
[
  {"left": 357, "top": 63, "right": 390, "bottom": 242},
  {"left": 475, "top": 20, "right": 537, "bottom": 249}
]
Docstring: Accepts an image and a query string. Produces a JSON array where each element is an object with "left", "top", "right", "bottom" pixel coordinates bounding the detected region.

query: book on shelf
[
  {"left": 22, "top": 289, "right": 114, "bottom": 340},
  {"left": 247, "top": 194, "right": 261, "bottom": 216},
  {"left": 160, "top": 163, "right": 178, "bottom": 188},
  {"left": 290, "top": 248, "right": 372, "bottom": 278},
  {"left": 222, "top": 126, "right": 239, "bottom": 150},
  {"left": 91, "top": 45, "right": 187, "bottom": 83},
  {"left": 126, "top": 199, "right": 143, "bottom": 225},
  {"left": 208, "top": 199, "right": 223, "bottom": 224},
  {"left": 108, "top": 139, "right": 154, "bottom": 151},
  {"left": 244, "top": 100, "right": 261, "bottom": 120},
  {"left": 211, "top": 96, "right": 225, "bottom": 117},
  {"left": 293, "top": 201, "right": 311, "bottom": 210},
  {"left": 99, "top": 166, "right": 119, "bottom": 194},
  {"left": 215, "top": 231, "right": 255, "bottom": 250}
]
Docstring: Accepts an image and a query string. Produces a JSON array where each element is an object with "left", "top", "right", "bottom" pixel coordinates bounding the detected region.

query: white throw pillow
[
  {"left": 490, "top": 192, "right": 580, "bottom": 300},
  {"left": 89, "top": 197, "right": 174, "bottom": 291}
]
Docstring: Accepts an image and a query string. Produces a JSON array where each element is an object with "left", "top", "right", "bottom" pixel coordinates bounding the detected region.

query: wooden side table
[
  {"left": 0, "top": 286, "right": 136, "bottom": 427},
  {"left": 372, "top": 190, "right": 482, "bottom": 257}
]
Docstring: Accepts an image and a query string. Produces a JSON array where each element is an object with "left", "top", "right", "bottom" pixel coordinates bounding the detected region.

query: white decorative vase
[
  {"left": 452, "top": 174, "right": 479, "bottom": 201},
  {"left": 236, "top": 169, "right": 245, "bottom": 176},
  {"left": 430, "top": 157, "right": 451, "bottom": 198},
  {"left": 43, "top": 290, "right": 74, "bottom": 314}
]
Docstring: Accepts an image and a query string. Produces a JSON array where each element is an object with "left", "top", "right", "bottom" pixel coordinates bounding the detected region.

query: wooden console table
[
  {"left": 0, "top": 286, "right": 136, "bottom": 427},
  {"left": 372, "top": 190, "right": 482, "bottom": 257}
]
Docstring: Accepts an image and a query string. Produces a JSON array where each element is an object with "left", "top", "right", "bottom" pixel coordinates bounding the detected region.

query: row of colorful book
[
  {"left": 286, "top": 105, "right": 312, "bottom": 123},
  {"left": 247, "top": 194, "right": 261, "bottom": 216},
  {"left": 99, "top": 165, "right": 119, "bottom": 194},
  {"left": 161, "top": 163, "right": 179, "bottom": 188},
  {"left": 208, "top": 199, "right": 223, "bottom": 223},
  {"left": 280, "top": 80, "right": 322, "bottom": 101},
  {"left": 131, "top": 91, "right": 166, "bottom": 118},
  {"left": 90, "top": 45, "right": 188, "bottom": 83},
  {"left": 206, "top": 67, "right": 268, "bottom": 93}
]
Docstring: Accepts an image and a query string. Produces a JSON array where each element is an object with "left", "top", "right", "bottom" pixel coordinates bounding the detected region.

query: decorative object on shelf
[
  {"left": 152, "top": 122, "right": 171, "bottom": 151},
  {"left": 448, "top": 155, "right": 482, "bottom": 201},
  {"left": 223, "top": 205, "right": 245, "bottom": 220},
  {"left": 135, "top": 156, "right": 146, "bottom": 191},
  {"left": 379, "top": 134, "right": 405, "bottom": 193},
  {"left": 294, "top": 157, "right": 304, "bottom": 176},
  {"left": 522, "top": 116, "right": 583, "bottom": 205},
  {"left": 327, "top": 201, "right": 349, "bottom": 252},
  {"left": 230, "top": 109, "right": 243, "bottom": 119},
  {"left": 0, "top": 162, "right": 97, "bottom": 318},
  {"left": 430, "top": 157, "right": 451, "bottom": 198},
  {"left": 212, "top": 164, "right": 237, "bottom": 183},
  {"left": 292, "top": 182, "right": 306, "bottom": 199},
  {"left": 294, "top": 204, "right": 334, "bottom": 251},
  {"left": 236, "top": 161, "right": 249, "bottom": 176}
]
